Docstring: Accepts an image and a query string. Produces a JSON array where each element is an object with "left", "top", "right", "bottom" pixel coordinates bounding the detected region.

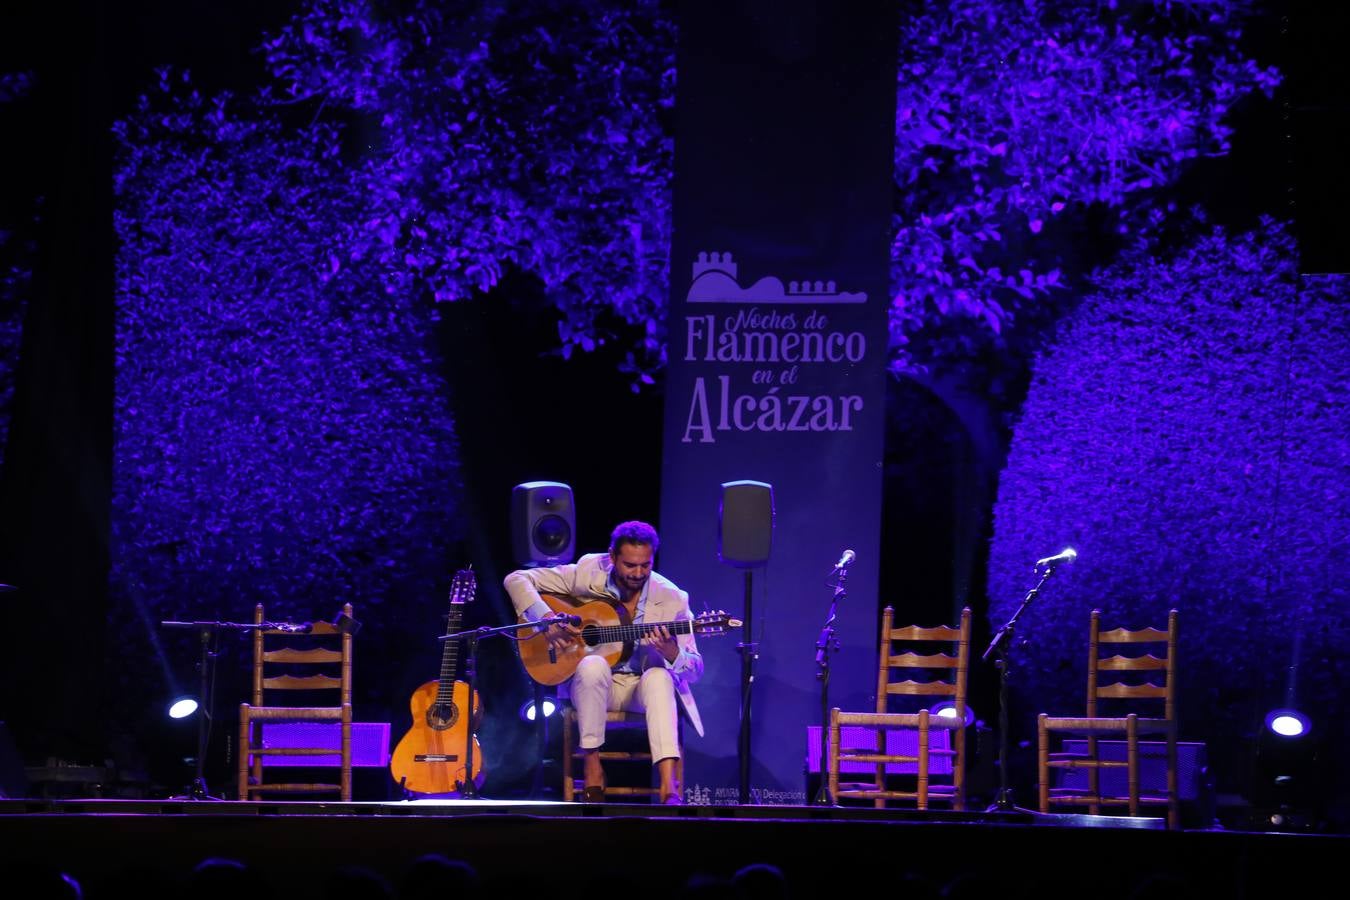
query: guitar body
[
  {"left": 389, "top": 679, "right": 484, "bottom": 795},
  {"left": 517, "top": 595, "right": 633, "bottom": 686}
]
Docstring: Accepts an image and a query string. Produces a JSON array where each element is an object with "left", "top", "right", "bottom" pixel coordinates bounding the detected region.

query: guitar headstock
[
  {"left": 693, "top": 610, "right": 742, "bottom": 636},
  {"left": 449, "top": 567, "right": 477, "bottom": 606}
]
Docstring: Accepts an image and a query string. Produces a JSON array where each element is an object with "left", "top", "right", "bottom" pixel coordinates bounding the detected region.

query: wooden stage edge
[
  {"left": 1, "top": 799, "right": 1343, "bottom": 899},
  {"left": 1, "top": 796, "right": 1134, "bottom": 824}
]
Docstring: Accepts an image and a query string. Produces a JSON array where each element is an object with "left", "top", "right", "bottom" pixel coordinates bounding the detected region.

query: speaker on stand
[
  {"left": 510, "top": 481, "right": 577, "bottom": 798},
  {"left": 718, "top": 480, "right": 774, "bottom": 805}
]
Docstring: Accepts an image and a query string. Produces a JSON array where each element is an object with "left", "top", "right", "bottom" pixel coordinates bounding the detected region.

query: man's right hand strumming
[{"left": 545, "top": 621, "right": 580, "bottom": 652}]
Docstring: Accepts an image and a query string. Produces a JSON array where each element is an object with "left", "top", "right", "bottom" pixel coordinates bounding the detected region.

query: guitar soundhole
[{"left": 426, "top": 702, "right": 460, "bottom": 730}]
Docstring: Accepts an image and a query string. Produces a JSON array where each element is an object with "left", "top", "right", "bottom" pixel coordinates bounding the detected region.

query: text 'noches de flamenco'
[{"left": 682, "top": 375, "right": 863, "bottom": 444}]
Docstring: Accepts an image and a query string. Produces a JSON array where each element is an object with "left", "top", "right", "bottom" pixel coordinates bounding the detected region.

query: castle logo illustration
[{"left": 686, "top": 252, "right": 867, "bottom": 304}]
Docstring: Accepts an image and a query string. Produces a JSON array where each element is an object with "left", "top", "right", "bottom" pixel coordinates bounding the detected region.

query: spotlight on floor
[
  {"left": 1264, "top": 708, "right": 1311, "bottom": 738},
  {"left": 932, "top": 700, "right": 976, "bottom": 728},
  {"left": 1250, "top": 708, "right": 1323, "bottom": 832},
  {"left": 519, "top": 698, "right": 558, "bottom": 722},
  {"left": 167, "top": 696, "right": 199, "bottom": 720}
]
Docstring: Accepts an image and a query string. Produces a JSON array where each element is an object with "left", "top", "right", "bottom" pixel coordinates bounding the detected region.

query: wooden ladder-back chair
[
  {"left": 829, "top": 606, "right": 970, "bottom": 809},
  {"left": 1038, "top": 608, "right": 1179, "bottom": 828},
  {"left": 238, "top": 603, "right": 354, "bottom": 800},
  {"left": 561, "top": 708, "right": 683, "bottom": 802}
]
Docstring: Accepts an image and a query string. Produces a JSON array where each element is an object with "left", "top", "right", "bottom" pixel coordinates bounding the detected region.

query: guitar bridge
[{"left": 413, "top": 754, "right": 460, "bottom": 763}]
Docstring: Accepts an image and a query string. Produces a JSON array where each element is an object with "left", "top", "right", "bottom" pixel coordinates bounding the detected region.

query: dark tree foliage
[
  {"left": 988, "top": 221, "right": 1349, "bottom": 800},
  {"left": 112, "top": 71, "right": 461, "bottom": 728}
]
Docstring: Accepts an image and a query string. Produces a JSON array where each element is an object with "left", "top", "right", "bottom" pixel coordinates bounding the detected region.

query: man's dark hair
[{"left": 610, "top": 520, "right": 660, "bottom": 554}]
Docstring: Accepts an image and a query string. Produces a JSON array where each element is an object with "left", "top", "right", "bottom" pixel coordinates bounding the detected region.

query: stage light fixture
[
  {"left": 519, "top": 697, "right": 558, "bottom": 722},
  {"left": 1250, "top": 707, "right": 1324, "bottom": 832},
  {"left": 167, "top": 696, "right": 199, "bottom": 720},
  {"left": 932, "top": 700, "right": 976, "bottom": 728},
  {"left": 1264, "top": 708, "right": 1311, "bottom": 738}
]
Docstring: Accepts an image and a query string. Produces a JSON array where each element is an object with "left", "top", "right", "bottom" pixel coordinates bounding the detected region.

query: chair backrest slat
[
  {"left": 1097, "top": 682, "right": 1167, "bottom": 700},
  {"left": 264, "top": 674, "right": 343, "bottom": 691},
  {"left": 263, "top": 648, "right": 343, "bottom": 664},
  {"left": 888, "top": 651, "right": 960, "bottom": 669},
  {"left": 1097, "top": 653, "right": 1168, "bottom": 671},
  {"left": 887, "top": 680, "right": 958, "bottom": 697}
]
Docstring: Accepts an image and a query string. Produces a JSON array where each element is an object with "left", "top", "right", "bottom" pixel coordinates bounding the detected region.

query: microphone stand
[
  {"left": 440, "top": 617, "right": 566, "bottom": 799},
  {"left": 812, "top": 564, "right": 848, "bottom": 805},
  {"left": 982, "top": 564, "right": 1061, "bottom": 813},
  {"left": 160, "top": 619, "right": 275, "bottom": 801}
]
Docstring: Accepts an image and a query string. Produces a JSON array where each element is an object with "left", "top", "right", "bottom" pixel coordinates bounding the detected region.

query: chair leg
[
  {"left": 953, "top": 723, "right": 966, "bottom": 811},
  {"left": 917, "top": 710, "right": 930, "bottom": 811},
  {"left": 237, "top": 707, "right": 250, "bottom": 800},
  {"left": 873, "top": 716, "right": 886, "bottom": 810},
  {"left": 1126, "top": 714, "right": 1139, "bottom": 817},
  {"left": 827, "top": 709, "right": 840, "bottom": 807},
  {"left": 562, "top": 708, "right": 575, "bottom": 802},
  {"left": 341, "top": 709, "right": 352, "bottom": 802},
  {"left": 1167, "top": 727, "right": 1180, "bottom": 830},
  {"left": 1037, "top": 714, "right": 1050, "bottom": 814},
  {"left": 1087, "top": 732, "right": 1100, "bottom": 815}
]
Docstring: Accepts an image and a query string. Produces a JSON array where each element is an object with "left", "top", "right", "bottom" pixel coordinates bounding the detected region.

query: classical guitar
[
  {"left": 389, "top": 567, "right": 485, "bottom": 794},
  {"left": 517, "top": 593, "right": 740, "bottom": 686}
]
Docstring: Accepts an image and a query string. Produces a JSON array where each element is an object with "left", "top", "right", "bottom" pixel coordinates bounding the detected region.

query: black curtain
[{"left": 0, "top": 1, "right": 113, "bottom": 765}]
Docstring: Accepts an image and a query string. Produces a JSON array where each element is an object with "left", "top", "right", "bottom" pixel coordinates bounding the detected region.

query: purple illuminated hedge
[
  {"left": 987, "top": 221, "right": 1349, "bottom": 793},
  {"left": 112, "top": 73, "right": 461, "bottom": 637}
]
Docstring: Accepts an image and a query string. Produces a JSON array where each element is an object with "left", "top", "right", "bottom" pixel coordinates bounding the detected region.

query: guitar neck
[
  {"left": 435, "top": 605, "right": 466, "bottom": 700},
  {"left": 591, "top": 619, "right": 694, "bottom": 643}
]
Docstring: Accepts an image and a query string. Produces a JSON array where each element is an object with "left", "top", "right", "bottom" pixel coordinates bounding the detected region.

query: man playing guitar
[{"left": 504, "top": 521, "right": 702, "bottom": 805}]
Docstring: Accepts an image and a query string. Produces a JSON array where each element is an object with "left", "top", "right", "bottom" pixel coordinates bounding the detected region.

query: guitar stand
[{"left": 441, "top": 619, "right": 544, "bottom": 799}]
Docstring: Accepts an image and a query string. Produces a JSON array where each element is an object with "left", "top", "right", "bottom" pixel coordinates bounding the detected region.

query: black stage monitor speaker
[
  {"left": 512, "top": 481, "right": 576, "bottom": 567},
  {"left": 718, "top": 480, "right": 774, "bottom": 568}
]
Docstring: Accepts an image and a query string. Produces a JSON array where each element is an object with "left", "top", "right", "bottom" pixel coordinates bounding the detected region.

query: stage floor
[
  {"left": 1, "top": 798, "right": 1341, "bottom": 899},
  {"left": 0, "top": 796, "right": 1140, "bottom": 826}
]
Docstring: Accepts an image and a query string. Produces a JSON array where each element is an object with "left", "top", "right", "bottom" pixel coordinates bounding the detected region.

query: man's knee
[
  {"left": 574, "top": 655, "right": 611, "bottom": 686},
  {"left": 639, "top": 666, "right": 675, "bottom": 694}
]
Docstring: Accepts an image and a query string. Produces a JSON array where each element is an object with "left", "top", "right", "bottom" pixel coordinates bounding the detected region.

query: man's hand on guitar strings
[{"left": 641, "top": 624, "right": 679, "bottom": 663}]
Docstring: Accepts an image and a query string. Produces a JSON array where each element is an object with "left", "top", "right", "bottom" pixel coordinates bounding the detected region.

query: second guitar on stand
[{"left": 388, "top": 568, "right": 485, "bottom": 795}]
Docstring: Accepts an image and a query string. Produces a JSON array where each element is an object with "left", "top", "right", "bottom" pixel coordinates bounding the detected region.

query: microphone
[
  {"left": 272, "top": 621, "right": 313, "bottom": 634},
  {"left": 1034, "top": 548, "right": 1078, "bottom": 569},
  {"left": 833, "top": 549, "right": 856, "bottom": 570}
]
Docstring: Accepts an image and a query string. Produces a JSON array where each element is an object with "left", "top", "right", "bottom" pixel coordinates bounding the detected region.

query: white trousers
[{"left": 570, "top": 655, "right": 680, "bottom": 762}]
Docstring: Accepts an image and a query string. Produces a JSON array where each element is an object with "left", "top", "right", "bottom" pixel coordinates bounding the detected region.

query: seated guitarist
[{"left": 504, "top": 520, "right": 702, "bottom": 805}]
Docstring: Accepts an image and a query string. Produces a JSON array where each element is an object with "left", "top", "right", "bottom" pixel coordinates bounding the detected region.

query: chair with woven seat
[
  {"left": 237, "top": 603, "right": 354, "bottom": 800},
  {"left": 1038, "top": 608, "right": 1179, "bottom": 828},
  {"left": 561, "top": 707, "right": 683, "bottom": 802},
  {"left": 828, "top": 606, "right": 971, "bottom": 809}
]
